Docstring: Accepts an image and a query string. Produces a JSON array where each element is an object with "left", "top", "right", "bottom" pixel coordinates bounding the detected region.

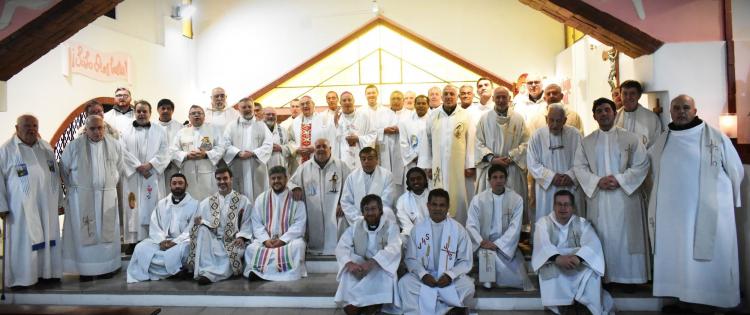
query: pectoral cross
[
  {"left": 441, "top": 236, "right": 455, "bottom": 267},
  {"left": 624, "top": 144, "right": 634, "bottom": 157},
  {"left": 434, "top": 167, "right": 442, "bottom": 185},
  {"left": 82, "top": 216, "right": 94, "bottom": 237},
  {"left": 707, "top": 140, "right": 719, "bottom": 166},
  {"left": 380, "top": 236, "right": 388, "bottom": 249},
  {"left": 329, "top": 172, "right": 338, "bottom": 193}
]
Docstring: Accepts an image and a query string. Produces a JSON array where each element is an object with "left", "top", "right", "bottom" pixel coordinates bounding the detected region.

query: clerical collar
[
  {"left": 114, "top": 105, "right": 133, "bottom": 114},
  {"left": 492, "top": 189, "right": 505, "bottom": 196},
  {"left": 315, "top": 157, "right": 330, "bottom": 168},
  {"left": 239, "top": 116, "right": 254, "bottom": 124},
  {"left": 529, "top": 94, "right": 542, "bottom": 103},
  {"left": 133, "top": 121, "right": 151, "bottom": 128},
  {"left": 367, "top": 222, "right": 379, "bottom": 231},
  {"left": 172, "top": 194, "right": 185, "bottom": 204},
  {"left": 668, "top": 116, "right": 703, "bottom": 131},
  {"left": 364, "top": 169, "right": 375, "bottom": 175},
  {"left": 442, "top": 105, "right": 457, "bottom": 115},
  {"left": 158, "top": 119, "right": 172, "bottom": 125},
  {"left": 495, "top": 108, "right": 508, "bottom": 117}
]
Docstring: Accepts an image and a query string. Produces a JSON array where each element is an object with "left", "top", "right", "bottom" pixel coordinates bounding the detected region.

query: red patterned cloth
[{"left": 301, "top": 122, "right": 312, "bottom": 163}]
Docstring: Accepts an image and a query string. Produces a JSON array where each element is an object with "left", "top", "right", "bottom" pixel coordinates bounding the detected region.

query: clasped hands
[
  {"left": 490, "top": 156, "right": 513, "bottom": 167},
  {"left": 552, "top": 173, "right": 574, "bottom": 187},
  {"left": 136, "top": 162, "right": 153, "bottom": 178},
  {"left": 263, "top": 238, "right": 286, "bottom": 248},
  {"left": 187, "top": 149, "right": 207, "bottom": 160},
  {"left": 345, "top": 260, "right": 377, "bottom": 279},
  {"left": 554, "top": 255, "right": 581, "bottom": 270},
  {"left": 421, "top": 273, "right": 453, "bottom": 288},
  {"left": 597, "top": 175, "right": 621, "bottom": 190},
  {"left": 237, "top": 150, "right": 256, "bottom": 160}
]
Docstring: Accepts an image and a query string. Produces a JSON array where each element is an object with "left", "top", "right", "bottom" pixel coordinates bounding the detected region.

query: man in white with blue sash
[
  {"left": 245, "top": 166, "right": 307, "bottom": 281},
  {"left": 120, "top": 100, "right": 170, "bottom": 244},
  {"left": 395, "top": 167, "right": 430, "bottom": 243},
  {"left": 398, "top": 189, "right": 474, "bottom": 315},
  {"left": 649, "top": 95, "right": 744, "bottom": 311},
  {"left": 171, "top": 105, "right": 226, "bottom": 201},
  {"left": 533, "top": 190, "right": 613, "bottom": 315},
  {"left": 61, "top": 115, "right": 127, "bottom": 280},
  {"left": 0, "top": 115, "right": 62, "bottom": 288},
  {"left": 127, "top": 174, "right": 199, "bottom": 282},
  {"left": 223, "top": 97, "right": 273, "bottom": 202},
  {"left": 466, "top": 165, "right": 533, "bottom": 290},
  {"left": 187, "top": 168, "right": 253, "bottom": 284},
  {"left": 335, "top": 194, "right": 402, "bottom": 314}
]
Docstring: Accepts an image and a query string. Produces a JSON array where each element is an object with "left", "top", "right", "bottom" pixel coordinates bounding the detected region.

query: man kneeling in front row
[
  {"left": 127, "top": 174, "right": 199, "bottom": 282},
  {"left": 398, "top": 188, "right": 475, "bottom": 315},
  {"left": 532, "top": 190, "right": 614, "bottom": 315},
  {"left": 335, "top": 194, "right": 402, "bottom": 314}
]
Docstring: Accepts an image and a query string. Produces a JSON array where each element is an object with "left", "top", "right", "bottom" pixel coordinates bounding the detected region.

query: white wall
[
  {"left": 0, "top": 0, "right": 197, "bottom": 143},
  {"left": 192, "top": 0, "right": 564, "bottom": 106}
]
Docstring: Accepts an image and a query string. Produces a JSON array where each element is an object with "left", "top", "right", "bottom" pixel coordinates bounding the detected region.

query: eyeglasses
[
  {"left": 526, "top": 81, "right": 542, "bottom": 86},
  {"left": 115, "top": 94, "right": 130, "bottom": 98},
  {"left": 212, "top": 94, "right": 226, "bottom": 99}
]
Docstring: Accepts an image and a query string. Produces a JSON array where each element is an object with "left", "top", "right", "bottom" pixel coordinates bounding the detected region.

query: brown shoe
[
  {"left": 343, "top": 304, "right": 360, "bottom": 315},
  {"left": 197, "top": 276, "right": 211, "bottom": 285}
]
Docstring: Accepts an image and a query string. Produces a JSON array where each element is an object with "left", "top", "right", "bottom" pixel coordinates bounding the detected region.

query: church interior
[{"left": 1, "top": 0, "right": 749, "bottom": 314}]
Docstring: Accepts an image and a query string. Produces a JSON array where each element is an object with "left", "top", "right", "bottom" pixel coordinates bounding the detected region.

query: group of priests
[{"left": 0, "top": 77, "right": 744, "bottom": 314}]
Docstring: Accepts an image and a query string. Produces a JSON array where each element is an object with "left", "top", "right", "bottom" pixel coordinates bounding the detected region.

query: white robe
[
  {"left": 170, "top": 124, "right": 225, "bottom": 201},
  {"left": 614, "top": 104, "right": 663, "bottom": 149},
  {"left": 336, "top": 111, "right": 376, "bottom": 171},
  {"left": 340, "top": 166, "right": 397, "bottom": 227},
  {"left": 0, "top": 137, "right": 62, "bottom": 287},
  {"left": 103, "top": 106, "right": 134, "bottom": 134},
  {"left": 418, "top": 106, "right": 472, "bottom": 225},
  {"left": 205, "top": 107, "right": 239, "bottom": 131},
  {"left": 289, "top": 114, "right": 336, "bottom": 166},
  {"left": 375, "top": 109, "right": 412, "bottom": 196},
  {"left": 267, "top": 123, "right": 294, "bottom": 169},
  {"left": 527, "top": 125, "right": 584, "bottom": 220},
  {"left": 190, "top": 191, "right": 253, "bottom": 282},
  {"left": 399, "top": 112, "right": 428, "bottom": 177},
  {"left": 126, "top": 193, "right": 199, "bottom": 283},
  {"left": 465, "top": 189, "right": 532, "bottom": 290},
  {"left": 649, "top": 122, "right": 743, "bottom": 307},
  {"left": 395, "top": 190, "right": 429, "bottom": 243},
  {"left": 288, "top": 157, "right": 351, "bottom": 255},
  {"left": 573, "top": 127, "right": 649, "bottom": 284},
  {"left": 464, "top": 103, "right": 491, "bottom": 202},
  {"left": 511, "top": 93, "right": 544, "bottom": 123},
  {"left": 119, "top": 123, "right": 170, "bottom": 243},
  {"left": 335, "top": 217, "right": 402, "bottom": 309},
  {"left": 155, "top": 119, "right": 185, "bottom": 189},
  {"left": 223, "top": 117, "right": 274, "bottom": 202},
  {"left": 61, "top": 136, "right": 126, "bottom": 276},
  {"left": 244, "top": 189, "right": 307, "bottom": 281},
  {"left": 279, "top": 115, "right": 297, "bottom": 133},
  {"left": 398, "top": 218, "right": 475, "bottom": 315},
  {"left": 532, "top": 213, "right": 614, "bottom": 315},
  {"left": 527, "top": 104, "right": 584, "bottom": 134}
]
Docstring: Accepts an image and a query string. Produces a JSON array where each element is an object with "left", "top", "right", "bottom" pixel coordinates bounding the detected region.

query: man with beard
[
  {"left": 205, "top": 87, "right": 239, "bottom": 131},
  {"left": 512, "top": 75, "right": 545, "bottom": 122},
  {"left": 341, "top": 147, "right": 397, "bottom": 229},
  {"left": 244, "top": 166, "right": 307, "bottom": 281},
  {"left": 104, "top": 87, "right": 135, "bottom": 133},
  {"left": 127, "top": 174, "right": 200, "bottom": 282}
]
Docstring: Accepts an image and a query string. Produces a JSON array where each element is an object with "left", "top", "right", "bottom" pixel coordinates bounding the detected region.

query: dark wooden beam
[{"left": 0, "top": 0, "right": 123, "bottom": 81}]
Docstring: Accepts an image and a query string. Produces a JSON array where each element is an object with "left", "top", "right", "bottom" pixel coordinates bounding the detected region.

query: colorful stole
[
  {"left": 251, "top": 190, "right": 298, "bottom": 273},
  {"left": 300, "top": 122, "right": 312, "bottom": 163},
  {"left": 415, "top": 219, "right": 459, "bottom": 277},
  {"left": 187, "top": 191, "right": 244, "bottom": 275}
]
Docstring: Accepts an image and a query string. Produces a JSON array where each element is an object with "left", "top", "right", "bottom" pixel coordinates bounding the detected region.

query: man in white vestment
[
  {"left": 612, "top": 87, "right": 623, "bottom": 111},
  {"left": 127, "top": 174, "right": 199, "bottom": 282},
  {"left": 335, "top": 194, "right": 402, "bottom": 314},
  {"left": 573, "top": 97, "right": 649, "bottom": 285},
  {"left": 223, "top": 97, "right": 273, "bottom": 202},
  {"left": 290, "top": 96, "right": 335, "bottom": 167},
  {"left": 244, "top": 166, "right": 307, "bottom": 281},
  {"left": 253, "top": 102, "right": 264, "bottom": 122},
  {"left": 418, "top": 85, "right": 472, "bottom": 225},
  {"left": 527, "top": 104, "right": 583, "bottom": 221},
  {"left": 279, "top": 98, "right": 301, "bottom": 133},
  {"left": 335, "top": 92, "right": 375, "bottom": 170},
  {"left": 318, "top": 91, "right": 340, "bottom": 125},
  {"left": 466, "top": 165, "right": 533, "bottom": 290},
  {"left": 171, "top": 105, "right": 226, "bottom": 201},
  {"left": 341, "top": 147, "right": 397, "bottom": 228},
  {"left": 475, "top": 87, "right": 529, "bottom": 214},
  {"left": 649, "top": 95, "right": 744, "bottom": 310},
  {"left": 511, "top": 75, "right": 545, "bottom": 122},
  {"left": 0, "top": 115, "right": 63, "bottom": 287},
  {"left": 399, "top": 95, "right": 429, "bottom": 174},
  {"left": 427, "top": 86, "right": 442, "bottom": 110},
  {"left": 187, "top": 168, "right": 253, "bottom": 284},
  {"left": 205, "top": 87, "right": 239, "bottom": 131},
  {"left": 77, "top": 100, "right": 120, "bottom": 139},
  {"left": 404, "top": 91, "right": 416, "bottom": 111},
  {"left": 290, "top": 139, "right": 351, "bottom": 255},
  {"left": 154, "top": 99, "right": 185, "bottom": 190},
  {"left": 376, "top": 91, "right": 412, "bottom": 195},
  {"left": 263, "top": 108, "right": 294, "bottom": 169},
  {"left": 532, "top": 190, "right": 614, "bottom": 315},
  {"left": 614, "top": 80, "right": 663, "bottom": 149},
  {"left": 61, "top": 116, "right": 126, "bottom": 280},
  {"left": 459, "top": 85, "right": 486, "bottom": 204},
  {"left": 103, "top": 87, "right": 134, "bottom": 133},
  {"left": 120, "top": 101, "right": 170, "bottom": 244},
  {"left": 475, "top": 78, "right": 495, "bottom": 109},
  {"left": 527, "top": 84, "right": 584, "bottom": 133},
  {"left": 398, "top": 189, "right": 475, "bottom": 315},
  {"left": 395, "top": 167, "right": 430, "bottom": 243}
]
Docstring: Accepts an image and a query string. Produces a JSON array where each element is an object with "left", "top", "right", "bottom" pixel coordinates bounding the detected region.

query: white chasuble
[
  {"left": 205, "top": 107, "right": 239, "bottom": 131},
  {"left": 336, "top": 111, "right": 375, "bottom": 170},
  {"left": 61, "top": 135, "right": 125, "bottom": 276},
  {"left": 267, "top": 123, "right": 294, "bottom": 169},
  {"left": 288, "top": 158, "right": 351, "bottom": 255},
  {"left": 527, "top": 125, "right": 584, "bottom": 220},
  {"left": 120, "top": 123, "right": 170, "bottom": 243},
  {"left": 0, "top": 137, "right": 62, "bottom": 287},
  {"left": 648, "top": 122, "right": 743, "bottom": 307},
  {"left": 398, "top": 218, "right": 474, "bottom": 315},
  {"left": 340, "top": 167, "right": 397, "bottom": 227},
  {"left": 376, "top": 109, "right": 412, "bottom": 195},
  {"left": 187, "top": 191, "right": 253, "bottom": 282},
  {"left": 573, "top": 127, "right": 649, "bottom": 284},
  {"left": 244, "top": 189, "right": 307, "bottom": 281},
  {"left": 465, "top": 189, "right": 533, "bottom": 290},
  {"left": 334, "top": 217, "right": 402, "bottom": 309},
  {"left": 527, "top": 104, "right": 584, "bottom": 134},
  {"left": 399, "top": 112, "right": 428, "bottom": 176},
  {"left": 418, "top": 106, "right": 472, "bottom": 224},
  {"left": 155, "top": 119, "right": 185, "bottom": 189},
  {"left": 395, "top": 190, "right": 429, "bottom": 243},
  {"left": 614, "top": 104, "right": 663, "bottom": 149},
  {"left": 170, "top": 124, "right": 225, "bottom": 201},
  {"left": 103, "top": 107, "right": 134, "bottom": 134},
  {"left": 223, "top": 117, "right": 274, "bottom": 202},
  {"left": 127, "top": 193, "right": 199, "bottom": 283},
  {"left": 532, "top": 213, "right": 614, "bottom": 315}
]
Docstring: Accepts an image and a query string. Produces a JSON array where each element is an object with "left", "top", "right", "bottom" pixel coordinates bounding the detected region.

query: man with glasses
[
  {"left": 104, "top": 87, "right": 135, "bottom": 133},
  {"left": 512, "top": 75, "right": 545, "bottom": 122}
]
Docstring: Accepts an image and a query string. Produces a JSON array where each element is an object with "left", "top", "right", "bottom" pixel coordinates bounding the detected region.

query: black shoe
[
  {"left": 38, "top": 278, "right": 61, "bottom": 283},
  {"left": 97, "top": 270, "right": 118, "bottom": 279},
  {"left": 662, "top": 304, "right": 694, "bottom": 314},
  {"left": 79, "top": 275, "right": 95, "bottom": 282},
  {"left": 197, "top": 276, "right": 211, "bottom": 285}
]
